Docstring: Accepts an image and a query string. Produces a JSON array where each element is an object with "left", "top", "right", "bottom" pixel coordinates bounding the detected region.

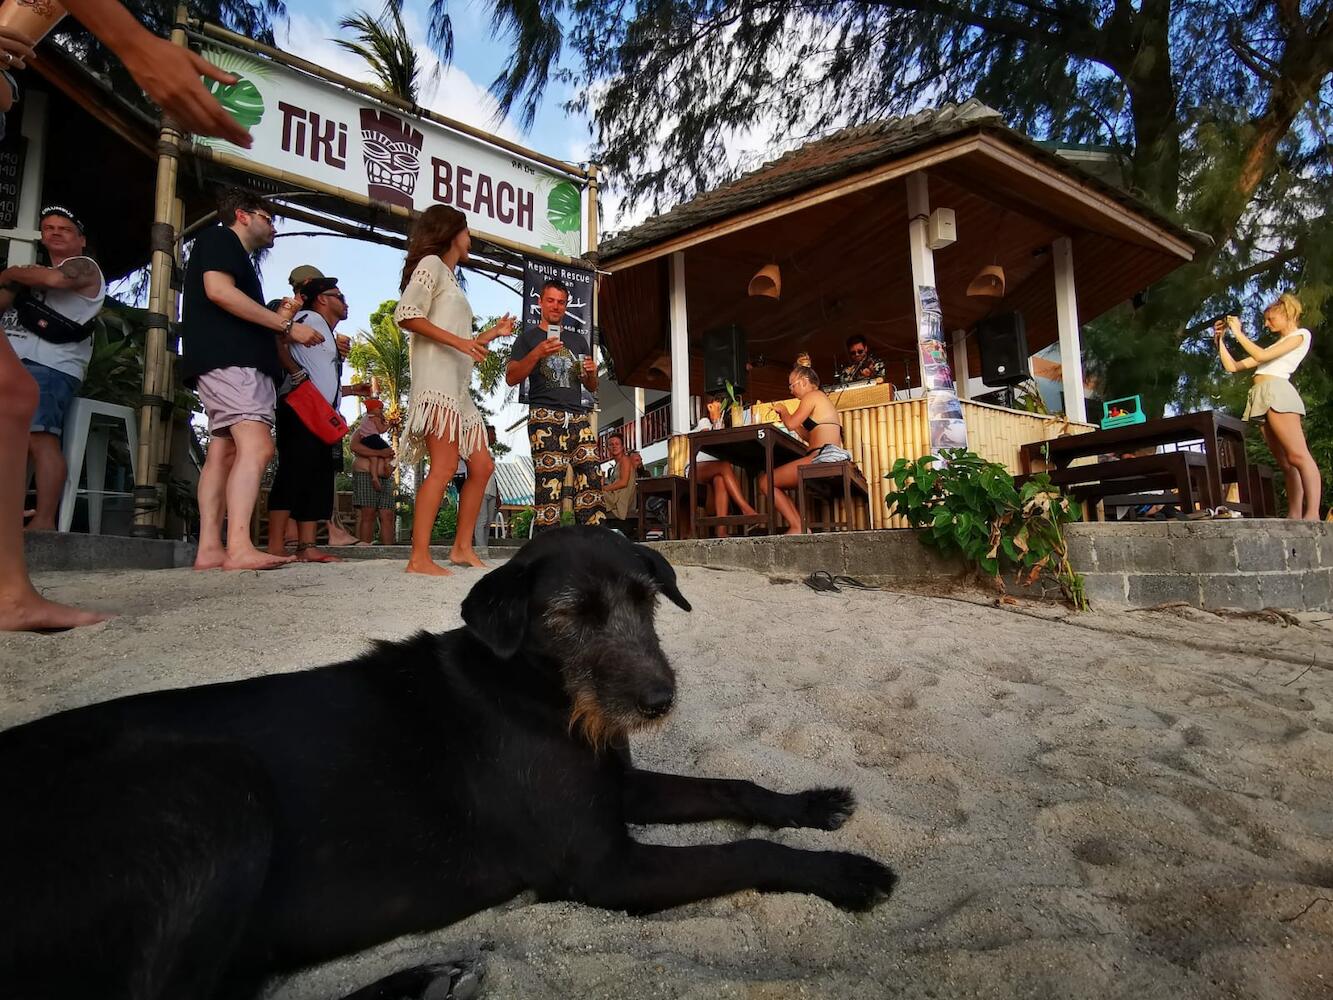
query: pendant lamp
[{"left": 748, "top": 263, "right": 781, "bottom": 299}]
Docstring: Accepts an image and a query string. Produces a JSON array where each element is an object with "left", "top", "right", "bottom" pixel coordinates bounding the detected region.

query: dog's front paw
[
  {"left": 815, "top": 851, "right": 897, "bottom": 911},
  {"left": 794, "top": 786, "right": 856, "bottom": 830}
]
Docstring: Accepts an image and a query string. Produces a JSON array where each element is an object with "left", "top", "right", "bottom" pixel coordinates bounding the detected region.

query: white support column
[
  {"left": 668, "top": 251, "right": 691, "bottom": 435},
  {"left": 1052, "top": 236, "right": 1088, "bottom": 423},
  {"left": 905, "top": 173, "right": 936, "bottom": 400},
  {"left": 3, "top": 91, "right": 48, "bottom": 265},
  {"left": 633, "top": 386, "right": 645, "bottom": 452},
  {"left": 951, "top": 329, "right": 970, "bottom": 399}
]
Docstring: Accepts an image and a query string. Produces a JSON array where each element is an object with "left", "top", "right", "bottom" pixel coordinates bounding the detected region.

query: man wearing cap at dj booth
[{"left": 0, "top": 206, "right": 106, "bottom": 530}]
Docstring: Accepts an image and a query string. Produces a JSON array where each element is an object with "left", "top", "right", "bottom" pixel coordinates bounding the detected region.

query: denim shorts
[{"left": 23, "top": 360, "right": 81, "bottom": 437}]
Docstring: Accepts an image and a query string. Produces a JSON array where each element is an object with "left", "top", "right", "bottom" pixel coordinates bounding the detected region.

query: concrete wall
[{"left": 651, "top": 521, "right": 1333, "bottom": 612}]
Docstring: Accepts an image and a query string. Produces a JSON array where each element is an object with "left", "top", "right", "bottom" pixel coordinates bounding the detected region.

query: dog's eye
[{"left": 577, "top": 589, "right": 610, "bottom": 626}]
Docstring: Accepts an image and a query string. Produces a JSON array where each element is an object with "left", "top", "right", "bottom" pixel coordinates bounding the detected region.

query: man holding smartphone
[{"left": 506, "top": 278, "right": 604, "bottom": 532}]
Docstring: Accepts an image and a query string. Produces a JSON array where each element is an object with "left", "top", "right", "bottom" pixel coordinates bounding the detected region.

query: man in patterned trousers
[{"left": 506, "top": 279, "right": 605, "bottom": 531}]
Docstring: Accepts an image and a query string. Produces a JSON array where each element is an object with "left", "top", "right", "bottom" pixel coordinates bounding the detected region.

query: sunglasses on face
[
  {"left": 851, "top": 347, "right": 867, "bottom": 355},
  {"left": 249, "top": 210, "right": 276, "bottom": 228},
  {"left": 324, "top": 291, "right": 346, "bottom": 303}
]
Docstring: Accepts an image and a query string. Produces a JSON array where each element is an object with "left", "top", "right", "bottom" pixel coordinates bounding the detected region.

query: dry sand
[{"left": 3, "top": 558, "right": 1332, "bottom": 999}]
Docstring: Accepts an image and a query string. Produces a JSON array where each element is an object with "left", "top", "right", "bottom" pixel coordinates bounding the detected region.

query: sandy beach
[{"left": 3, "top": 557, "right": 1331, "bottom": 999}]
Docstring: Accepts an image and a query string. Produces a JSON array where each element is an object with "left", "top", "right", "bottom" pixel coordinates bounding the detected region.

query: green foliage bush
[{"left": 885, "top": 449, "right": 1087, "bottom": 609}]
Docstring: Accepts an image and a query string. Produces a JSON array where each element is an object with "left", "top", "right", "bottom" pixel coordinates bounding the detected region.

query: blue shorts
[{"left": 23, "top": 360, "right": 81, "bottom": 437}]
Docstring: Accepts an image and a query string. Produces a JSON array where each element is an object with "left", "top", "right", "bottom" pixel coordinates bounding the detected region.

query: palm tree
[{"left": 335, "top": 4, "right": 425, "bottom": 104}]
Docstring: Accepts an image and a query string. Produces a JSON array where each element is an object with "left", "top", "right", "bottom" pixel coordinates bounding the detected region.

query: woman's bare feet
[
  {"left": 406, "top": 556, "right": 451, "bottom": 576},
  {"left": 222, "top": 548, "right": 295, "bottom": 571},
  {"left": 193, "top": 545, "right": 227, "bottom": 571},
  {"left": 0, "top": 590, "right": 110, "bottom": 631},
  {"left": 447, "top": 546, "right": 487, "bottom": 569},
  {"left": 327, "top": 524, "right": 360, "bottom": 546}
]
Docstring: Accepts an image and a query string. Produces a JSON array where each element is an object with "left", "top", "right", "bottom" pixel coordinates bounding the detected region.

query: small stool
[
  {"left": 637, "top": 475, "right": 692, "bottom": 539},
  {"left": 797, "top": 461, "right": 869, "bottom": 532},
  {"left": 58, "top": 398, "right": 139, "bottom": 534}
]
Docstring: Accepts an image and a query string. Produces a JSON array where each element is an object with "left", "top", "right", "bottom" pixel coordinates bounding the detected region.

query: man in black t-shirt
[
  {"left": 181, "top": 187, "right": 324, "bottom": 572},
  {"left": 506, "top": 279, "right": 604, "bottom": 532}
]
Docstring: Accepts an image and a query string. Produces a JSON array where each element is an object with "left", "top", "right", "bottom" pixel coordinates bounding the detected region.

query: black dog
[{"left": 0, "top": 527, "right": 895, "bottom": 999}]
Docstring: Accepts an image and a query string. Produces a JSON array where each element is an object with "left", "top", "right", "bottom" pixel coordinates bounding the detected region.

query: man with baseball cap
[
  {"left": 266, "top": 272, "right": 352, "bottom": 562},
  {"left": 0, "top": 205, "right": 106, "bottom": 531}
]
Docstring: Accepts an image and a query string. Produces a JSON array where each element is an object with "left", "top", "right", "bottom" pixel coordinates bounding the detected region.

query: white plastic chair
[{"left": 58, "top": 397, "right": 139, "bottom": 534}]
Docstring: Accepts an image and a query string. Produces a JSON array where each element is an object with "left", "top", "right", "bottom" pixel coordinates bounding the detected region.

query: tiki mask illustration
[{"left": 360, "top": 110, "right": 424, "bottom": 208}]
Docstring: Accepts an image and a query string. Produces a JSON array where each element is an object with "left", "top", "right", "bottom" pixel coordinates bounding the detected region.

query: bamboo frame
[
  {"left": 132, "top": 7, "right": 188, "bottom": 536},
  {"left": 187, "top": 21, "right": 588, "bottom": 182}
]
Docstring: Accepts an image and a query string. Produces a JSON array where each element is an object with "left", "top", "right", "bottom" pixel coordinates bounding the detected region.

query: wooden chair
[
  {"left": 797, "top": 461, "right": 870, "bottom": 532},
  {"left": 636, "top": 476, "right": 694, "bottom": 540}
]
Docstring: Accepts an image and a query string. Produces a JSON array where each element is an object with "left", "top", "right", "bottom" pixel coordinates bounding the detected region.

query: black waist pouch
[{"left": 14, "top": 289, "right": 95, "bottom": 344}]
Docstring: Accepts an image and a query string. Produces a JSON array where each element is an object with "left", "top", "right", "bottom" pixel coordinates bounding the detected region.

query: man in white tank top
[{"left": 0, "top": 207, "right": 106, "bottom": 530}]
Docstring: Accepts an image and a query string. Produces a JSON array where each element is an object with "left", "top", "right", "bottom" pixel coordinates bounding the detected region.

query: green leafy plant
[
  {"left": 510, "top": 506, "right": 535, "bottom": 538},
  {"left": 885, "top": 449, "right": 1087, "bottom": 610},
  {"left": 432, "top": 499, "right": 458, "bottom": 541}
]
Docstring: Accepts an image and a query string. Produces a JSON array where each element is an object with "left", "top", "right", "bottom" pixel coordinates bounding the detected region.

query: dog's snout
[{"left": 636, "top": 685, "right": 674, "bottom": 719}]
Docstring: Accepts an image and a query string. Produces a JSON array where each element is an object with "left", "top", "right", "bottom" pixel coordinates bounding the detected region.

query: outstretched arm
[{"left": 1226, "top": 315, "right": 1305, "bottom": 364}]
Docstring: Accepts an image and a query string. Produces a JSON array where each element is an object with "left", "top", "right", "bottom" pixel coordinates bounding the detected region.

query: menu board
[{"left": 0, "top": 121, "right": 25, "bottom": 231}]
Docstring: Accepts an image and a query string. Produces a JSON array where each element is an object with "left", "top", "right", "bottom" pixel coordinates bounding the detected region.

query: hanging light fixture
[
  {"left": 748, "top": 263, "right": 781, "bottom": 299},
  {"left": 966, "top": 264, "right": 1006, "bottom": 299}
]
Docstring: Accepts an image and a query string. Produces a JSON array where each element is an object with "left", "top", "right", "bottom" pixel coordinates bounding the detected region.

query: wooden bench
[
  {"left": 797, "top": 461, "right": 870, "bottom": 532},
  {"left": 1016, "top": 452, "right": 1208, "bottom": 521}
]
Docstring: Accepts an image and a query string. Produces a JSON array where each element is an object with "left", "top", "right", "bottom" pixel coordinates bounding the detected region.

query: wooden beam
[{"left": 669, "top": 252, "right": 691, "bottom": 435}]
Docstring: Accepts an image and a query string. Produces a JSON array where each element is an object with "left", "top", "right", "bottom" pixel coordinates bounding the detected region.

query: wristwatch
[{"left": 282, "top": 317, "right": 296, "bottom": 337}]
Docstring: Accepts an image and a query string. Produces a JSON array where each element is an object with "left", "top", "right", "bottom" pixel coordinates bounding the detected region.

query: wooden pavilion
[{"left": 592, "top": 101, "right": 1207, "bottom": 525}]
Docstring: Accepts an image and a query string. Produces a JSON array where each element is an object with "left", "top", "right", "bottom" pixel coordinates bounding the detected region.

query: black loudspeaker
[
  {"left": 976, "top": 312, "right": 1030, "bottom": 387},
  {"left": 703, "top": 325, "right": 747, "bottom": 394}
]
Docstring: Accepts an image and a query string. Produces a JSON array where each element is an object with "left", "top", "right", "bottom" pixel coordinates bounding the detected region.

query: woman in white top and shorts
[
  {"left": 1214, "top": 292, "right": 1321, "bottom": 520},
  {"left": 394, "top": 206, "right": 515, "bottom": 573}
]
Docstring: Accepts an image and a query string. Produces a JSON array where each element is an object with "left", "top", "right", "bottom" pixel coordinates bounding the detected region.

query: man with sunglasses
[
  {"left": 181, "top": 188, "right": 324, "bottom": 571},
  {"left": 838, "top": 334, "right": 886, "bottom": 385},
  {"left": 265, "top": 272, "right": 354, "bottom": 563}
]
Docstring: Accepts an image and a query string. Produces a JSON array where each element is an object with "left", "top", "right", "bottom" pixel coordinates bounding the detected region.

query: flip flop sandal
[
  {"left": 803, "top": 570, "right": 841, "bottom": 593},
  {"left": 832, "top": 575, "right": 878, "bottom": 590}
]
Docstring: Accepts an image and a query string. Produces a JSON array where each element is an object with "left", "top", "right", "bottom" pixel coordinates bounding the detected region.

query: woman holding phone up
[
  {"left": 395, "top": 206, "right": 515, "bottom": 573},
  {"left": 1214, "top": 292, "right": 1321, "bottom": 520}
]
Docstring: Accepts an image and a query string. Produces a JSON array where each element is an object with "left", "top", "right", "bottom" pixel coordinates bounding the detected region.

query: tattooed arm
[{"left": 0, "top": 257, "right": 102, "bottom": 297}]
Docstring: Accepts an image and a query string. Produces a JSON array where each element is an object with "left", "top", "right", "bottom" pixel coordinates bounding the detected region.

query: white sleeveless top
[
  {"left": 3, "top": 255, "right": 107, "bottom": 380},
  {"left": 1254, "top": 328, "right": 1311, "bottom": 379}
]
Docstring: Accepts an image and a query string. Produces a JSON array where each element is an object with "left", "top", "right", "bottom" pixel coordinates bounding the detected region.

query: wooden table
[
  {"left": 688, "top": 424, "right": 809, "bottom": 537},
  {"left": 636, "top": 476, "right": 694, "bottom": 540},
  {"left": 1019, "top": 410, "right": 1251, "bottom": 514}
]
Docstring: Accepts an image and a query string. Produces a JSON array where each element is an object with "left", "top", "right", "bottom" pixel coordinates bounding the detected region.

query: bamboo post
[
  {"left": 153, "top": 194, "right": 186, "bottom": 533},
  {"left": 586, "top": 164, "right": 599, "bottom": 439},
  {"left": 132, "top": 5, "right": 187, "bottom": 537}
]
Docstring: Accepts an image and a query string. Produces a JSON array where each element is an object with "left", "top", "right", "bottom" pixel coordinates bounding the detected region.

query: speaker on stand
[
  {"left": 975, "top": 312, "right": 1029, "bottom": 408},
  {"left": 702, "top": 325, "right": 747, "bottom": 395}
]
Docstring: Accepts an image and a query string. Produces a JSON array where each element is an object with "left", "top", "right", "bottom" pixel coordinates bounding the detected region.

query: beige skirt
[{"left": 1243, "top": 379, "right": 1305, "bottom": 421}]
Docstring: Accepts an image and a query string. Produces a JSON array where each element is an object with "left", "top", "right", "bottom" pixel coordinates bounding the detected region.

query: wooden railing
[{"left": 598, "top": 407, "right": 671, "bottom": 457}]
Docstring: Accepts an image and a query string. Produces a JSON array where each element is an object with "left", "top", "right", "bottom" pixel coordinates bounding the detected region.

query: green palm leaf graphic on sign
[
  {"left": 545, "top": 181, "right": 581, "bottom": 233},
  {"left": 198, "top": 47, "right": 270, "bottom": 137}
]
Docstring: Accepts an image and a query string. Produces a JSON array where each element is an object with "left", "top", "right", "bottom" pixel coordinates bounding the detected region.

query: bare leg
[
  {"left": 710, "top": 471, "right": 729, "bottom": 538},
  {"left": 1260, "top": 420, "right": 1302, "bottom": 518},
  {"left": 222, "top": 420, "right": 292, "bottom": 571},
  {"left": 357, "top": 506, "right": 374, "bottom": 544},
  {"left": 194, "top": 434, "right": 236, "bottom": 570},
  {"left": 450, "top": 445, "right": 493, "bottom": 568},
  {"left": 0, "top": 341, "right": 108, "bottom": 629},
  {"left": 326, "top": 511, "right": 358, "bottom": 546},
  {"left": 378, "top": 508, "right": 395, "bottom": 545},
  {"left": 407, "top": 432, "right": 458, "bottom": 576},
  {"left": 1265, "top": 411, "right": 1322, "bottom": 520},
  {"left": 25, "top": 431, "right": 66, "bottom": 531},
  {"left": 266, "top": 509, "right": 291, "bottom": 556},
  {"left": 718, "top": 464, "right": 758, "bottom": 516},
  {"left": 759, "top": 457, "right": 814, "bottom": 534}
]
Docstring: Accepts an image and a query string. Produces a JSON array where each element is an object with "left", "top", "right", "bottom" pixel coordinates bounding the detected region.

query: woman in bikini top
[{"left": 758, "top": 365, "right": 852, "bottom": 534}]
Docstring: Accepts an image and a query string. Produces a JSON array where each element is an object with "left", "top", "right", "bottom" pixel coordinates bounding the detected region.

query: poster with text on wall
[
  {"left": 917, "top": 285, "right": 968, "bottom": 458},
  {"left": 519, "top": 257, "right": 596, "bottom": 409}
]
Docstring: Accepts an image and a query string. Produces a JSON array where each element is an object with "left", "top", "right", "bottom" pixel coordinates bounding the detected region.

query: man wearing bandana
[{"left": 506, "top": 279, "right": 605, "bottom": 532}]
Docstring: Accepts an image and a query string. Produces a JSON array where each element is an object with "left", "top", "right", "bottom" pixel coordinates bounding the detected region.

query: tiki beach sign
[{"left": 195, "top": 41, "right": 585, "bottom": 257}]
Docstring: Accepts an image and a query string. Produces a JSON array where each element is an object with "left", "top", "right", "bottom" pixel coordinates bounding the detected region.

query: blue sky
[{"left": 253, "top": 0, "right": 596, "bottom": 456}]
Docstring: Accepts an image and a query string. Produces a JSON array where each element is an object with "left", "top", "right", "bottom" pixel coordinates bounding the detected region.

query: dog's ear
[
  {"left": 635, "top": 545, "right": 691, "bottom": 612},
  {"left": 461, "top": 560, "right": 532, "bottom": 658}
]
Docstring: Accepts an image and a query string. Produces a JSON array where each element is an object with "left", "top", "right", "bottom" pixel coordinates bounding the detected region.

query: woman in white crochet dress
[{"left": 395, "top": 206, "right": 514, "bottom": 574}]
